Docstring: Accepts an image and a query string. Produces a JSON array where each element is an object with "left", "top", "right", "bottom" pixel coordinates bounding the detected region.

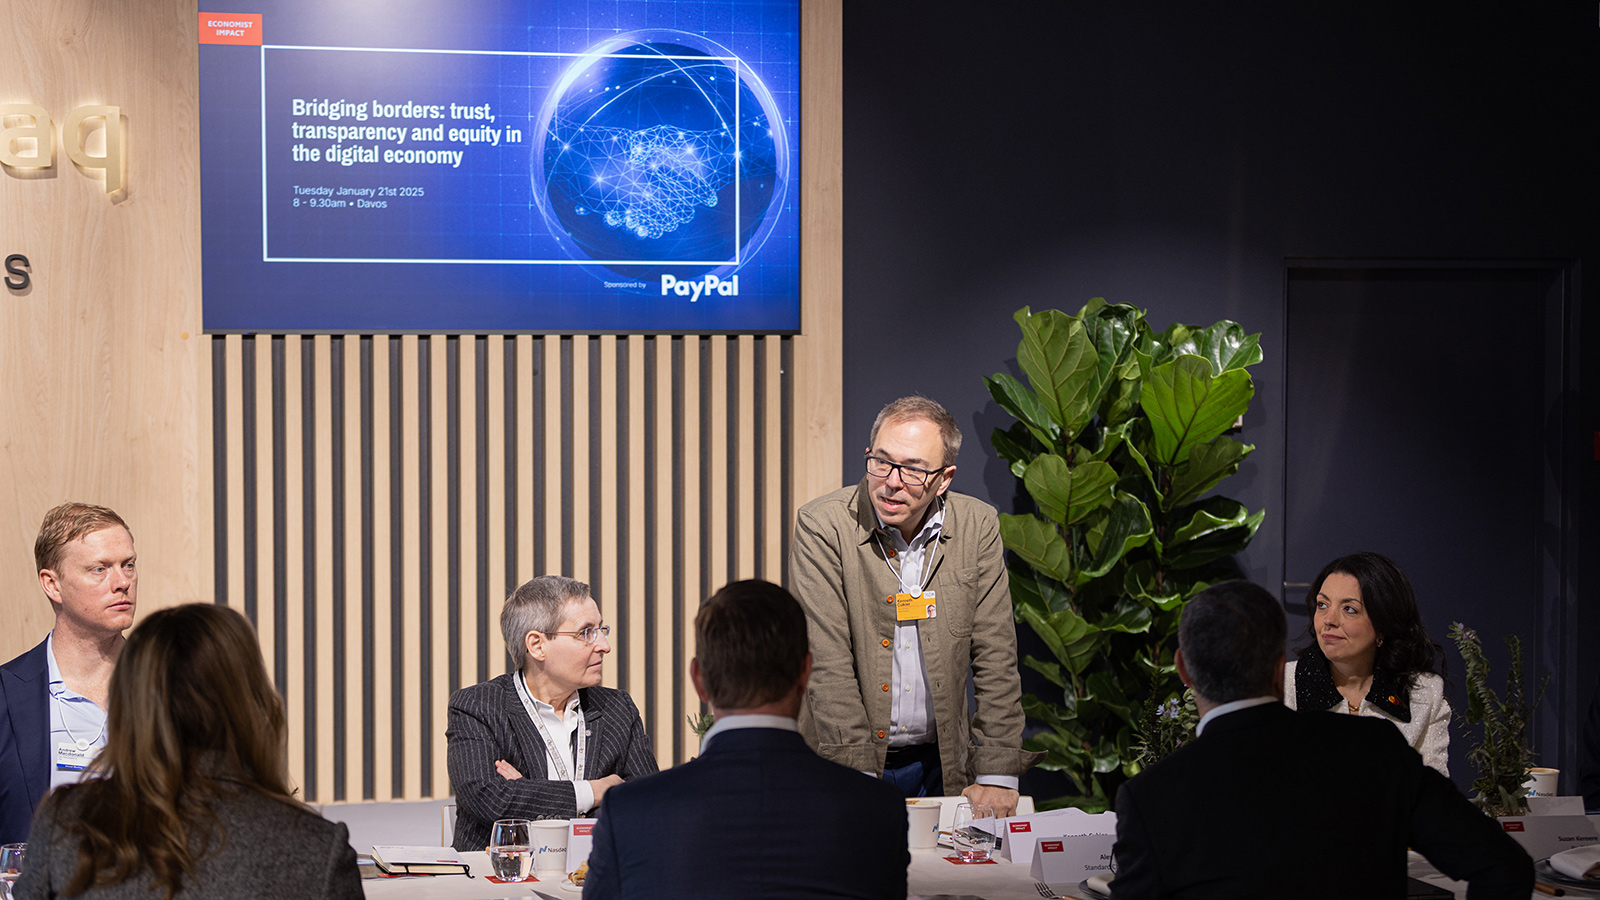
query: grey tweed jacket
[
  {"left": 446, "top": 675, "right": 657, "bottom": 851},
  {"left": 13, "top": 783, "right": 361, "bottom": 900}
]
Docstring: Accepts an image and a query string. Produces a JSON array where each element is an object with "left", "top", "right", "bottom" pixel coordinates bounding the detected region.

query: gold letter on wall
[
  {"left": 0, "top": 103, "right": 54, "bottom": 169},
  {"left": 63, "top": 105, "right": 124, "bottom": 193}
]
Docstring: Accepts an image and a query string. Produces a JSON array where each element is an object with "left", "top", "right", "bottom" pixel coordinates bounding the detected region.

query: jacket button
[
  {"left": 881, "top": 683, "right": 890, "bottom": 691},
  {"left": 886, "top": 595, "right": 896, "bottom": 604},
  {"left": 881, "top": 638, "right": 891, "bottom": 648},
  {"left": 877, "top": 730, "right": 886, "bottom": 739}
]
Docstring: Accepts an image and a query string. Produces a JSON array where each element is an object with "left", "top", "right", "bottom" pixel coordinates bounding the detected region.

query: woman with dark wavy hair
[
  {"left": 13, "top": 604, "right": 361, "bottom": 900},
  {"left": 1284, "top": 551, "right": 1451, "bottom": 774}
]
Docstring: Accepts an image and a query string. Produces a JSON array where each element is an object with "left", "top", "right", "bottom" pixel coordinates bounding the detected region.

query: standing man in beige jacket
[{"left": 790, "top": 396, "right": 1040, "bottom": 816}]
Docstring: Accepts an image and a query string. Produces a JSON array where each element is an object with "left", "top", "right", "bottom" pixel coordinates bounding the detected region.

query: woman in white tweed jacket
[
  {"left": 447, "top": 576, "right": 657, "bottom": 851},
  {"left": 1284, "top": 552, "right": 1452, "bottom": 775}
]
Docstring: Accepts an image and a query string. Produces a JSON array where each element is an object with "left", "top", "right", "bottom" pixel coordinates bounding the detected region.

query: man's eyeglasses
[
  {"left": 540, "top": 625, "right": 611, "bottom": 645},
  {"left": 865, "top": 455, "right": 946, "bottom": 487}
]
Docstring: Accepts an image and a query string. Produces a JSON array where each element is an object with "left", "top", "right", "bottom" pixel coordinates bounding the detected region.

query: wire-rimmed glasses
[{"left": 540, "top": 625, "right": 611, "bottom": 645}]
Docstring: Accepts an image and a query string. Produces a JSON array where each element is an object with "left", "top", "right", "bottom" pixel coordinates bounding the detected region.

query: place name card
[
  {"left": 1031, "top": 832, "right": 1116, "bottom": 884},
  {"left": 1497, "top": 814, "right": 1600, "bottom": 860},
  {"left": 996, "top": 808, "right": 1117, "bottom": 868},
  {"left": 567, "top": 817, "right": 597, "bottom": 875}
]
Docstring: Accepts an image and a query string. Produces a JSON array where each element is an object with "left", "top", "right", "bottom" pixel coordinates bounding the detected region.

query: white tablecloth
[{"left": 360, "top": 848, "right": 1591, "bottom": 899}]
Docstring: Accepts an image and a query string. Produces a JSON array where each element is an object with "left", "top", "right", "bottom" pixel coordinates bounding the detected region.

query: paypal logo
[{"left": 661, "top": 273, "right": 739, "bottom": 302}]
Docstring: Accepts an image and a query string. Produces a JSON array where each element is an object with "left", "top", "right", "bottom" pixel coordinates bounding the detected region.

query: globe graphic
[{"left": 531, "top": 30, "right": 789, "bottom": 282}]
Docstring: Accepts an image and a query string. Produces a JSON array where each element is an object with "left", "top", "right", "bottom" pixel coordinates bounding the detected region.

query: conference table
[{"left": 358, "top": 848, "right": 1589, "bottom": 899}]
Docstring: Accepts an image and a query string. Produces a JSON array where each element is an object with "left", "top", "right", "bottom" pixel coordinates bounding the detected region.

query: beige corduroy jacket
[{"left": 790, "top": 478, "right": 1042, "bottom": 793}]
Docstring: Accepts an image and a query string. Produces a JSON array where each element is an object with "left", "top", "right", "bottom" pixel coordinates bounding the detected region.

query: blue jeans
[{"left": 882, "top": 743, "right": 943, "bottom": 797}]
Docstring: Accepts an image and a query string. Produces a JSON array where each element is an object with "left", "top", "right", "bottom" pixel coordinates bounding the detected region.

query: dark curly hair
[{"left": 1296, "top": 551, "right": 1447, "bottom": 691}]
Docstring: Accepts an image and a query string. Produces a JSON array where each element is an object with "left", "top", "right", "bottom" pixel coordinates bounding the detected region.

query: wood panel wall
[
  {"left": 209, "top": 333, "right": 792, "bottom": 801},
  {"left": 0, "top": 1, "right": 206, "bottom": 648},
  {"left": 0, "top": 0, "right": 842, "bottom": 807}
]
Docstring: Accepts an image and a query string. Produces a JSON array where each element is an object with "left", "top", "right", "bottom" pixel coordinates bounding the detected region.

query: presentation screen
[{"left": 199, "top": 0, "right": 800, "bottom": 333}]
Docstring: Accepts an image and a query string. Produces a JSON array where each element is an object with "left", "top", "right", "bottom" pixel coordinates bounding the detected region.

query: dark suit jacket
[
  {"left": 14, "top": 781, "right": 362, "bottom": 900},
  {"left": 583, "top": 726, "right": 909, "bottom": 900},
  {"left": 446, "top": 675, "right": 657, "bottom": 851},
  {"left": 0, "top": 638, "right": 50, "bottom": 844},
  {"left": 1112, "top": 702, "right": 1532, "bottom": 900}
]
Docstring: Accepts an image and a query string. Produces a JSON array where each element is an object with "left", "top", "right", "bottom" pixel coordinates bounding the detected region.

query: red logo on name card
[
  {"left": 198, "top": 13, "right": 263, "bottom": 45},
  {"left": 1040, "top": 840, "right": 1064, "bottom": 852},
  {"left": 1501, "top": 821, "right": 1525, "bottom": 832},
  {"left": 573, "top": 824, "right": 594, "bottom": 836},
  {"left": 1010, "top": 822, "right": 1032, "bottom": 833}
]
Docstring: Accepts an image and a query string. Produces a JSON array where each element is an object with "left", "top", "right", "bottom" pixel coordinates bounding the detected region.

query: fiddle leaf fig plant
[{"left": 987, "top": 301, "right": 1264, "bottom": 811}]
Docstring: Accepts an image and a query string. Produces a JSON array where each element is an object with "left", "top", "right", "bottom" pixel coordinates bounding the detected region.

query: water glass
[
  {"left": 951, "top": 802, "right": 996, "bottom": 863},
  {"left": 0, "top": 843, "right": 23, "bottom": 900},
  {"left": 488, "top": 818, "right": 533, "bottom": 882}
]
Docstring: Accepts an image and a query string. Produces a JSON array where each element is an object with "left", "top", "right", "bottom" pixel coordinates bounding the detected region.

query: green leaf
[
  {"left": 991, "top": 422, "right": 1045, "bottom": 480},
  {"left": 1088, "top": 420, "right": 1136, "bottom": 464},
  {"left": 1153, "top": 322, "right": 1195, "bottom": 364},
  {"left": 1167, "top": 437, "right": 1254, "bottom": 508},
  {"left": 1170, "top": 320, "right": 1263, "bottom": 374},
  {"left": 1082, "top": 301, "right": 1144, "bottom": 394},
  {"left": 1023, "top": 655, "right": 1066, "bottom": 689},
  {"left": 1161, "top": 508, "right": 1266, "bottom": 569},
  {"left": 1023, "top": 692, "right": 1084, "bottom": 731},
  {"left": 1098, "top": 595, "right": 1154, "bottom": 634},
  {"left": 1024, "top": 455, "right": 1117, "bottom": 526},
  {"left": 1140, "top": 355, "right": 1255, "bottom": 466},
  {"left": 1007, "top": 564, "right": 1073, "bottom": 617},
  {"left": 1122, "top": 561, "right": 1186, "bottom": 611},
  {"left": 1019, "top": 604, "right": 1101, "bottom": 676},
  {"left": 1086, "top": 671, "right": 1137, "bottom": 727},
  {"left": 999, "top": 513, "right": 1076, "bottom": 585},
  {"left": 1168, "top": 496, "right": 1256, "bottom": 546},
  {"left": 985, "top": 373, "right": 1060, "bottom": 450},
  {"left": 1014, "top": 307, "right": 1101, "bottom": 440},
  {"left": 1120, "top": 421, "right": 1161, "bottom": 501},
  {"left": 1079, "top": 492, "right": 1153, "bottom": 582}
]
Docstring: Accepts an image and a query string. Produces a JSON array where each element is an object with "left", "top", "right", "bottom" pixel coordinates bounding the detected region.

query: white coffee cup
[
  {"left": 906, "top": 799, "right": 942, "bottom": 850},
  {"left": 532, "top": 819, "right": 569, "bottom": 872},
  {"left": 1524, "top": 767, "right": 1560, "bottom": 798}
]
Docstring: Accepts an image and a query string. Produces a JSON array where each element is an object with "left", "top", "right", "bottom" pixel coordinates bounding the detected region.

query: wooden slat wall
[{"left": 209, "top": 335, "right": 793, "bottom": 803}]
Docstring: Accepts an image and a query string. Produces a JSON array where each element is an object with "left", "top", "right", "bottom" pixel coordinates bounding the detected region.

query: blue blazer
[
  {"left": 583, "top": 727, "right": 909, "bottom": 900},
  {"left": 0, "top": 638, "right": 50, "bottom": 844}
]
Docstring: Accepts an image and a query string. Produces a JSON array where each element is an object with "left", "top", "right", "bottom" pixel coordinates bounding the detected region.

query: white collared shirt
[
  {"left": 875, "top": 506, "right": 1017, "bottom": 790},
  {"left": 1195, "top": 696, "right": 1280, "bottom": 736},
  {"left": 698, "top": 713, "right": 798, "bottom": 754},
  {"left": 516, "top": 674, "right": 596, "bottom": 813},
  {"left": 877, "top": 508, "right": 942, "bottom": 748},
  {"left": 45, "top": 631, "right": 108, "bottom": 792}
]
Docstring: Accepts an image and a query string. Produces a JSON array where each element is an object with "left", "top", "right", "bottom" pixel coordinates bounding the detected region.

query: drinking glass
[
  {"left": 488, "top": 818, "right": 533, "bottom": 882},
  {"left": 0, "top": 843, "right": 24, "bottom": 900},
  {"left": 951, "top": 802, "right": 996, "bottom": 863}
]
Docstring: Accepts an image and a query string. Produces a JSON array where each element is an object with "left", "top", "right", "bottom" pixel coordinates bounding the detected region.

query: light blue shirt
[{"left": 45, "top": 631, "right": 109, "bottom": 791}]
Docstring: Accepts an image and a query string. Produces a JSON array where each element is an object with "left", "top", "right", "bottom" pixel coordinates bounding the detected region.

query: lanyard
[
  {"left": 874, "top": 505, "right": 942, "bottom": 596},
  {"left": 514, "top": 672, "right": 587, "bottom": 783}
]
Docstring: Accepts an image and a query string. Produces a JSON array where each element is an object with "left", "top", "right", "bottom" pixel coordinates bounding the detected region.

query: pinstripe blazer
[{"left": 446, "top": 674, "right": 656, "bottom": 851}]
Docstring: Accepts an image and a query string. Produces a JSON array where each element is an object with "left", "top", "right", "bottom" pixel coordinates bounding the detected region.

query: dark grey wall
[{"left": 841, "top": 2, "right": 1600, "bottom": 790}]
